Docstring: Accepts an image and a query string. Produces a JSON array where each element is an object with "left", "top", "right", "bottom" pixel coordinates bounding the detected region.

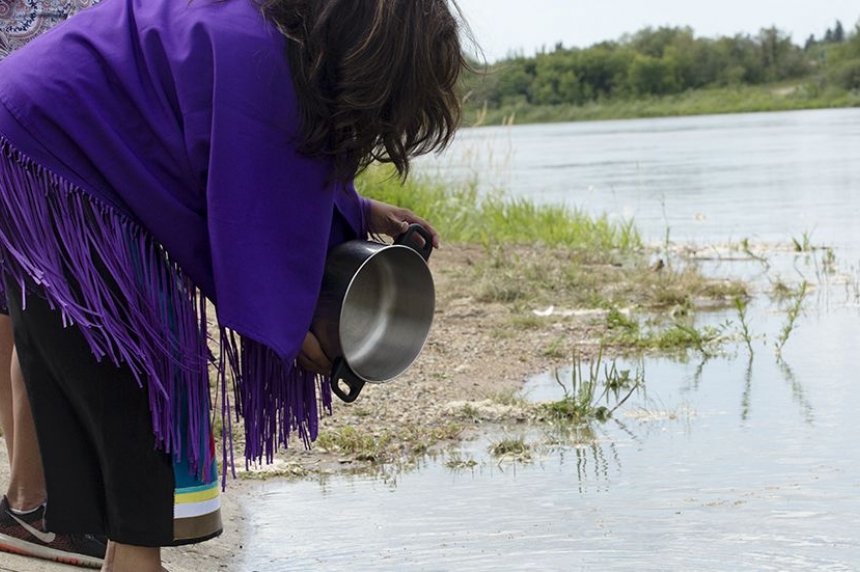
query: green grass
[
  {"left": 315, "top": 422, "right": 465, "bottom": 465},
  {"left": 734, "top": 296, "right": 755, "bottom": 355},
  {"left": 488, "top": 436, "right": 533, "bottom": 461},
  {"left": 357, "top": 166, "right": 641, "bottom": 254},
  {"left": 445, "top": 453, "right": 478, "bottom": 469},
  {"left": 603, "top": 307, "right": 730, "bottom": 356},
  {"left": 775, "top": 280, "right": 809, "bottom": 355},
  {"left": 315, "top": 426, "right": 386, "bottom": 462}
]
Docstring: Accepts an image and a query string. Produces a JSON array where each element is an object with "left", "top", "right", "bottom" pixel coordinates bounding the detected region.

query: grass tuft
[
  {"left": 357, "top": 166, "right": 641, "bottom": 255},
  {"left": 543, "top": 348, "right": 642, "bottom": 423},
  {"left": 488, "top": 436, "right": 533, "bottom": 462}
]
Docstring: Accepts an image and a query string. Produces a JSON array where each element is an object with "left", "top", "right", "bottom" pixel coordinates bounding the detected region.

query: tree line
[{"left": 462, "top": 20, "right": 860, "bottom": 109}]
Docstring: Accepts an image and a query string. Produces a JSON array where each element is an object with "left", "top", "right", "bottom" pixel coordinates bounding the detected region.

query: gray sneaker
[{"left": 0, "top": 495, "right": 106, "bottom": 568}]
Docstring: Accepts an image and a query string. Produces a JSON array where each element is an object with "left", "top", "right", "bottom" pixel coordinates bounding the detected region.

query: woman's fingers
[
  {"left": 399, "top": 211, "right": 441, "bottom": 248},
  {"left": 369, "top": 199, "right": 441, "bottom": 248}
]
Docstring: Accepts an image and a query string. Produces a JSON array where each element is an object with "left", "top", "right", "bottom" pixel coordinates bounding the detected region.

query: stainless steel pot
[{"left": 311, "top": 224, "right": 435, "bottom": 403}]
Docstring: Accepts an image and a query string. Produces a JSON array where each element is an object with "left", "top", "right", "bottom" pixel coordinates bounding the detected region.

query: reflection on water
[
  {"left": 776, "top": 358, "right": 815, "bottom": 426},
  {"left": 543, "top": 422, "right": 623, "bottom": 494},
  {"left": 741, "top": 356, "right": 754, "bottom": 422}
]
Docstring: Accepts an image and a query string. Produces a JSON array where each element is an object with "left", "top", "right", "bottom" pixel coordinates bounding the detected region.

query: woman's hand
[
  {"left": 297, "top": 332, "right": 332, "bottom": 376},
  {"left": 367, "top": 199, "right": 441, "bottom": 248}
]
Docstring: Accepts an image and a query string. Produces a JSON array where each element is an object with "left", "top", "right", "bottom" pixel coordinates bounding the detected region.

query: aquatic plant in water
[
  {"left": 734, "top": 296, "right": 755, "bottom": 356},
  {"left": 775, "top": 280, "right": 808, "bottom": 355},
  {"left": 544, "top": 347, "right": 643, "bottom": 423},
  {"left": 488, "top": 436, "right": 533, "bottom": 463}
]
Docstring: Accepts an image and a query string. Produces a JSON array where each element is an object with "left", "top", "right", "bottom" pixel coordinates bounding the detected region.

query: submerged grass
[
  {"left": 734, "top": 297, "right": 755, "bottom": 355},
  {"left": 314, "top": 422, "right": 465, "bottom": 465},
  {"left": 488, "top": 436, "right": 533, "bottom": 462},
  {"left": 603, "top": 307, "right": 731, "bottom": 357},
  {"left": 542, "top": 348, "right": 643, "bottom": 423},
  {"left": 775, "top": 280, "right": 809, "bottom": 355}
]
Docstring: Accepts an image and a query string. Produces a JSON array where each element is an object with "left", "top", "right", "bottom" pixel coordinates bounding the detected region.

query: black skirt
[{"left": 6, "top": 278, "right": 222, "bottom": 547}]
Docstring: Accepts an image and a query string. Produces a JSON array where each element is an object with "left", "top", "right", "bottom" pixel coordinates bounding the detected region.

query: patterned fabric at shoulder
[{"left": 0, "top": 0, "right": 101, "bottom": 59}]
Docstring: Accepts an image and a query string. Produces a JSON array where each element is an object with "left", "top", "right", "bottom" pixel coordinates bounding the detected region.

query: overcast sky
[{"left": 455, "top": 0, "right": 860, "bottom": 61}]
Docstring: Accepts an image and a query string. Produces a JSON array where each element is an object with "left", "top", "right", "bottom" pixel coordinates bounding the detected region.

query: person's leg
[
  {"left": 0, "top": 315, "right": 14, "bottom": 461},
  {"left": 2, "top": 282, "right": 106, "bottom": 567},
  {"left": 102, "top": 541, "right": 162, "bottom": 572},
  {"left": 1, "top": 312, "right": 48, "bottom": 511},
  {"left": 9, "top": 281, "right": 175, "bottom": 570},
  {"left": 4, "top": 347, "right": 47, "bottom": 511},
  {"left": 0, "top": 336, "right": 105, "bottom": 568}
]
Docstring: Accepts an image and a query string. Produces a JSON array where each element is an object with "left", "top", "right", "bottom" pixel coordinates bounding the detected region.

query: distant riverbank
[{"left": 466, "top": 82, "right": 860, "bottom": 126}]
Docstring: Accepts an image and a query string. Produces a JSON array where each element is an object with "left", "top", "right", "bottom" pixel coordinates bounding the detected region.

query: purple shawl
[{"left": 0, "top": 0, "right": 369, "bottom": 478}]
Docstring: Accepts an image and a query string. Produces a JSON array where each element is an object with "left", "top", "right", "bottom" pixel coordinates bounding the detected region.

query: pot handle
[
  {"left": 330, "top": 357, "right": 365, "bottom": 403},
  {"left": 395, "top": 223, "right": 434, "bottom": 261}
]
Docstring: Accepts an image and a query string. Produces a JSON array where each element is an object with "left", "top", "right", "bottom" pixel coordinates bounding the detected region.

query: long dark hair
[{"left": 258, "top": 0, "right": 469, "bottom": 182}]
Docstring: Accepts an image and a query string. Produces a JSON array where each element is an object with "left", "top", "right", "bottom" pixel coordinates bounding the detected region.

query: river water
[
  {"left": 240, "top": 109, "right": 860, "bottom": 571},
  {"left": 420, "top": 108, "right": 860, "bottom": 253}
]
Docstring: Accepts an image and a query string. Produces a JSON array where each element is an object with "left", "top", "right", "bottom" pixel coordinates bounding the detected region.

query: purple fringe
[
  {"left": 220, "top": 329, "right": 332, "bottom": 468},
  {"left": 0, "top": 136, "right": 331, "bottom": 483}
]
